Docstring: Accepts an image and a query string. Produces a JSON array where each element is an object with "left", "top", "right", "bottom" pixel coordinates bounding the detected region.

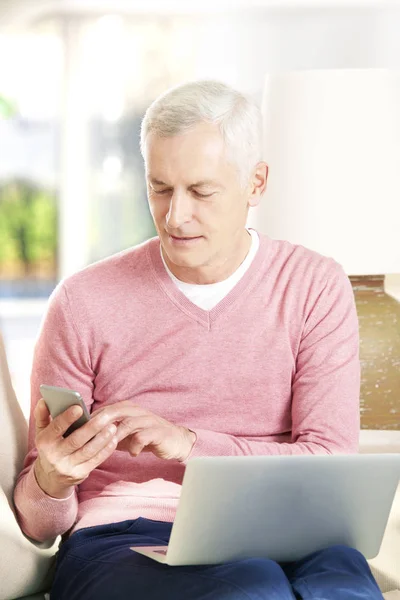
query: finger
[
  {"left": 34, "top": 399, "right": 51, "bottom": 437},
  {"left": 70, "top": 424, "right": 118, "bottom": 465},
  {"left": 46, "top": 404, "right": 84, "bottom": 440},
  {"left": 94, "top": 402, "right": 149, "bottom": 424},
  {"left": 73, "top": 435, "right": 119, "bottom": 478},
  {"left": 116, "top": 437, "right": 133, "bottom": 452},
  {"left": 117, "top": 437, "right": 146, "bottom": 457},
  {"left": 59, "top": 412, "right": 114, "bottom": 456},
  {"left": 118, "top": 428, "right": 161, "bottom": 457},
  {"left": 113, "top": 416, "right": 155, "bottom": 444}
]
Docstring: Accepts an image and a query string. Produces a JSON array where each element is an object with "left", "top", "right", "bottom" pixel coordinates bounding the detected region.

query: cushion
[
  {"left": 0, "top": 331, "right": 59, "bottom": 600},
  {"left": 360, "top": 431, "right": 400, "bottom": 593}
]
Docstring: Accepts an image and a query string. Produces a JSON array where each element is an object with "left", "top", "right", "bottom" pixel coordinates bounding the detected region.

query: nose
[{"left": 165, "top": 191, "right": 193, "bottom": 230}]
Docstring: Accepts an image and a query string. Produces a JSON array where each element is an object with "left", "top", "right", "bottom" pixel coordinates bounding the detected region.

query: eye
[
  {"left": 152, "top": 189, "right": 170, "bottom": 195},
  {"left": 193, "top": 190, "right": 214, "bottom": 198}
]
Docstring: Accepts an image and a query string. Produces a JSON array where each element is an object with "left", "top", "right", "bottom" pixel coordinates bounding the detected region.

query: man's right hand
[{"left": 33, "top": 398, "right": 118, "bottom": 499}]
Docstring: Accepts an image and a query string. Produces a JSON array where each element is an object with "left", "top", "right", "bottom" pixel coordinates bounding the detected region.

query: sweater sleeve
[
  {"left": 13, "top": 282, "right": 95, "bottom": 542},
  {"left": 183, "top": 263, "right": 360, "bottom": 462}
]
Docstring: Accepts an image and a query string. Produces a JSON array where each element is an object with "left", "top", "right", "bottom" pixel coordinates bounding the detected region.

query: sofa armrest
[
  {"left": 0, "top": 487, "right": 60, "bottom": 600},
  {"left": 359, "top": 430, "right": 400, "bottom": 454},
  {"left": 359, "top": 430, "right": 400, "bottom": 594}
]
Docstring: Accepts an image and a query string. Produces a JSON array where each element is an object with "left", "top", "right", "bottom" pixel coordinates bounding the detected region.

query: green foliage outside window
[
  {"left": 0, "top": 179, "right": 57, "bottom": 277},
  {"left": 0, "top": 94, "right": 18, "bottom": 119}
]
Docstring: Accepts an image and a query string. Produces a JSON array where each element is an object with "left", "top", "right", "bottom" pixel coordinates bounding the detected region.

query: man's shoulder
[
  {"left": 267, "top": 236, "right": 344, "bottom": 284},
  {"left": 61, "top": 236, "right": 159, "bottom": 292}
]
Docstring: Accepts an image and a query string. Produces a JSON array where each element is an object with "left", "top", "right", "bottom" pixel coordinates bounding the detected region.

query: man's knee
[
  {"left": 317, "top": 545, "right": 366, "bottom": 562},
  {"left": 311, "top": 544, "right": 372, "bottom": 575},
  {"left": 215, "top": 557, "right": 294, "bottom": 597},
  {"left": 236, "top": 557, "right": 289, "bottom": 578}
]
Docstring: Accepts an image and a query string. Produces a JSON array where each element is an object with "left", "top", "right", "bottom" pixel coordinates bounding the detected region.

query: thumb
[{"left": 34, "top": 398, "right": 51, "bottom": 436}]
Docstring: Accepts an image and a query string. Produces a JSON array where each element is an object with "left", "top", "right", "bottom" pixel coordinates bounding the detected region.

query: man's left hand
[{"left": 91, "top": 401, "right": 196, "bottom": 462}]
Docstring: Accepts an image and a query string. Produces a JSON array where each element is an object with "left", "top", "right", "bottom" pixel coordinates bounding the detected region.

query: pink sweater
[{"left": 14, "top": 232, "right": 360, "bottom": 542}]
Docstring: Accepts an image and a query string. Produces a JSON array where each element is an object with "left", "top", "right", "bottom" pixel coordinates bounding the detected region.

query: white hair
[{"left": 140, "top": 80, "right": 263, "bottom": 187}]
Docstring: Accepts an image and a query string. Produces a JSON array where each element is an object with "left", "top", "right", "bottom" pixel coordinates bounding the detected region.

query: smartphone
[{"left": 40, "top": 384, "right": 91, "bottom": 437}]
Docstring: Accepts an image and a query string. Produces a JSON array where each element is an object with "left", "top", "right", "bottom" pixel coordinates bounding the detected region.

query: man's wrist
[
  {"left": 34, "top": 459, "right": 74, "bottom": 499},
  {"left": 178, "top": 427, "right": 197, "bottom": 462}
]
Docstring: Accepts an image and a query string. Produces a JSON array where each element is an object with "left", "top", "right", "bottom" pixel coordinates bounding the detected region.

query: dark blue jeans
[{"left": 50, "top": 518, "right": 383, "bottom": 599}]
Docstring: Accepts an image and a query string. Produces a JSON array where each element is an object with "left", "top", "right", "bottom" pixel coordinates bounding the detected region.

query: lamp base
[{"left": 350, "top": 275, "right": 400, "bottom": 430}]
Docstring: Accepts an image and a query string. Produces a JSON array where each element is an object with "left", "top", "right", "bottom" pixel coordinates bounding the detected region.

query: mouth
[
  {"left": 167, "top": 233, "right": 204, "bottom": 246},
  {"left": 171, "top": 235, "right": 200, "bottom": 240}
]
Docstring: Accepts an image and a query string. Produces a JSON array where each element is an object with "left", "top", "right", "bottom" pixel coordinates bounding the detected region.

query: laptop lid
[{"left": 144, "top": 454, "right": 400, "bottom": 566}]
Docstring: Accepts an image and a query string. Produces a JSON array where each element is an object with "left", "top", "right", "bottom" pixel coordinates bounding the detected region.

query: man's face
[{"left": 145, "top": 122, "right": 261, "bottom": 283}]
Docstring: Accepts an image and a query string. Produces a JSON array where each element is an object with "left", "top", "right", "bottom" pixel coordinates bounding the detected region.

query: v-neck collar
[{"left": 146, "top": 229, "right": 271, "bottom": 330}]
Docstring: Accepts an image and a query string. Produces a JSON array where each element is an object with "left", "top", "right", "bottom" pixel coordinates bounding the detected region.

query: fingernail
[{"left": 72, "top": 406, "right": 82, "bottom": 418}]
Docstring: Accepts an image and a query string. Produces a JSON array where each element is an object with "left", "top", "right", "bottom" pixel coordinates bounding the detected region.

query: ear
[{"left": 248, "top": 162, "right": 268, "bottom": 208}]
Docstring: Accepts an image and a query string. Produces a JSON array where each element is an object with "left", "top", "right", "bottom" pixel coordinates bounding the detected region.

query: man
[{"left": 14, "top": 80, "right": 383, "bottom": 599}]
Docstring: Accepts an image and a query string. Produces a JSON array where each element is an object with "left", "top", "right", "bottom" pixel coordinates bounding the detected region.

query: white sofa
[{"left": 0, "top": 330, "right": 399, "bottom": 600}]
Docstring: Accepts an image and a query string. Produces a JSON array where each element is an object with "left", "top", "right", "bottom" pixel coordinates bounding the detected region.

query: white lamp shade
[{"left": 247, "top": 69, "right": 400, "bottom": 275}]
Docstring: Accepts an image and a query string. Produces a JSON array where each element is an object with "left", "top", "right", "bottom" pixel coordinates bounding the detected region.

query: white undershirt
[{"left": 160, "top": 228, "right": 260, "bottom": 310}]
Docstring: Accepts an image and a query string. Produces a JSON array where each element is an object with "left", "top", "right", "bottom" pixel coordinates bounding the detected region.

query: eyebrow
[
  {"left": 149, "top": 178, "right": 168, "bottom": 186},
  {"left": 149, "top": 177, "right": 223, "bottom": 189}
]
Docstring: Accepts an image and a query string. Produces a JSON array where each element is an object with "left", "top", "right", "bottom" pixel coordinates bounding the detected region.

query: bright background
[{"left": 0, "top": 0, "right": 399, "bottom": 424}]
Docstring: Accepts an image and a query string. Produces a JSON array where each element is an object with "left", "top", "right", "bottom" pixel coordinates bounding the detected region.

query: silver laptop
[{"left": 130, "top": 453, "right": 400, "bottom": 566}]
